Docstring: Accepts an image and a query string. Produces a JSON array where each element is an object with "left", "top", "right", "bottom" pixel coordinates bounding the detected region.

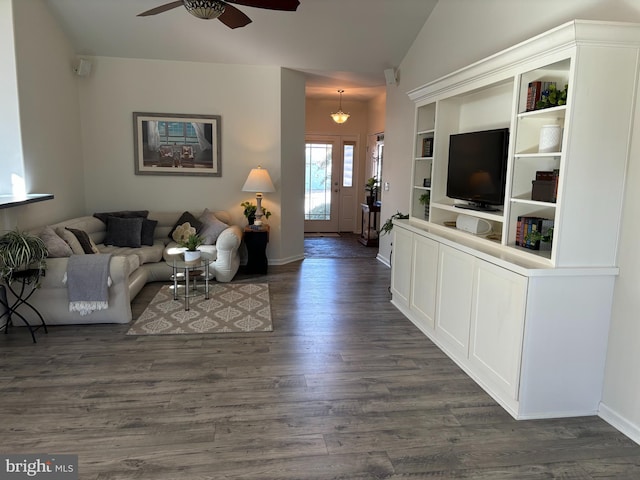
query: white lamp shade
[{"left": 242, "top": 166, "right": 275, "bottom": 193}]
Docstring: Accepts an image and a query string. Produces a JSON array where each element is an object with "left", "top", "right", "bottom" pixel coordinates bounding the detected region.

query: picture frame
[{"left": 133, "top": 112, "right": 222, "bottom": 176}]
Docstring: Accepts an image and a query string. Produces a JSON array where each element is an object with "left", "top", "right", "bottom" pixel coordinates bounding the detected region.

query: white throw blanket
[{"left": 64, "top": 254, "right": 112, "bottom": 316}]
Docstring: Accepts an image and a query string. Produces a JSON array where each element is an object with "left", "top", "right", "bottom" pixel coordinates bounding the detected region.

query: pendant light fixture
[
  {"left": 184, "top": 0, "right": 226, "bottom": 20},
  {"left": 330, "top": 89, "right": 350, "bottom": 124}
]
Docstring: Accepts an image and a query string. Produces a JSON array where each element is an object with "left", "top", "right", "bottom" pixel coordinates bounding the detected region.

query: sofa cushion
[
  {"left": 66, "top": 227, "right": 99, "bottom": 254},
  {"left": 99, "top": 241, "right": 164, "bottom": 266},
  {"left": 56, "top": 227, "right": 85, "bottom": 255},
  {"left": 168, "top": 211, "right": 202, "bottom": 240},
  {"left": 93, "top": 210, "right": 149, "bottom": 224},
  {"left": 104, "top": 216, "right": 143, "bottom": 248},
  {"left": 39, "top": 226, "right": 73, "bottom": 258},
  {"left": 198, "top": 208, "right": 229, "bottom": 245}
]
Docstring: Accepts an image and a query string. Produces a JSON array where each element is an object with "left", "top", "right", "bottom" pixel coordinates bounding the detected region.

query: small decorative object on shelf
[
  {"left": 538, "top": 124, "right": 562, "bottom": 153},
  {"left": 421, "top": 137, "right": 434, "bottom": 157},
  {"left": 531, "top": 169, "right": 560, "bottom": 202}
]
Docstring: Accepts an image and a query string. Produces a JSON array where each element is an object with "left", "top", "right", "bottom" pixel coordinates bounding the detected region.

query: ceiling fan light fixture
[
  {"left": 184, "top": 0, "right": 226, "bottom": 19},
  {"left": 330, "top": 89, "right": 350, "bottom": 124}
]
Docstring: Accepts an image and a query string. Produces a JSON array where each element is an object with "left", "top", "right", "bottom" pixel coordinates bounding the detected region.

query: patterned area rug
[{"left": 127, "top": 283, "right": 272, "bottom": 335}]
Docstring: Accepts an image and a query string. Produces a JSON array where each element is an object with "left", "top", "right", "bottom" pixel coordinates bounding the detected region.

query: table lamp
[{"left": 242, "top": 165, "right": 275, "bottom": 227}]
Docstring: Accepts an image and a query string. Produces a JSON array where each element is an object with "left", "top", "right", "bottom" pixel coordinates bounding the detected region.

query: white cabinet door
[
  {"left": 390, "top": 226, "right": 413, "bottom": 307},
  {"left": 470, "top": 260, "right": 528, "bottom": 400},
  {"left": 410, "top": 235, "right": 439, "bottom": 331},
  {"left": 436, "top": 244, "right": 474, "bottom": 357}
]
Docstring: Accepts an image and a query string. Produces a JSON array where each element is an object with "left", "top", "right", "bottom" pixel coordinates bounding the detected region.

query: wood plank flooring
[{"left": 1, "top": 254, "right": 640, "bottom": 479}]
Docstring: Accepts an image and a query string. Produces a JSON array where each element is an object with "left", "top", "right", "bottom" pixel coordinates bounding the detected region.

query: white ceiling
[{"left": 45, "top": 0, "right": 437, "bottom": 100}]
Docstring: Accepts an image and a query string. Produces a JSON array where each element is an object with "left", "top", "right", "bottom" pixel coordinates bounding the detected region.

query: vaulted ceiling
[{"left": 45, "top": 0, "right": 437, "bottom": 99}]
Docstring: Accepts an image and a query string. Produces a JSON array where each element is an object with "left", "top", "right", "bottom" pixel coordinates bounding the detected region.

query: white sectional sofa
[{"left": 12, "top": 209, "right": 242, "bottom": 326}]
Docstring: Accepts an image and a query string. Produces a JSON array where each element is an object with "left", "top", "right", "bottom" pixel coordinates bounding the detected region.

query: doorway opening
[{"left": 304, "top": 135, "right": 358, "bottom": 233}]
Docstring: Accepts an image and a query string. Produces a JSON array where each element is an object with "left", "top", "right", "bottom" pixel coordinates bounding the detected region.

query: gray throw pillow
[
  {"left": 198, "top": 209, "right": 229, "bottom": 245},
  {"left": 39, "top": 225, "right": 73, "bottom": 258},
  {"left": 104, "top": 216, "right": 143, "bottom": 248}
]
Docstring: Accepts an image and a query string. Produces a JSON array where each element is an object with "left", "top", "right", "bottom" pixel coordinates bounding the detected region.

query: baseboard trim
[
  {"left": 376, "top": 253, "right": 390, "bottom": 267},
  {"left": 269, "top": 254, "right": 305, "bottom": 266},
  {"left": 599, "top": 402, "right": 640, "bottom": 445}
]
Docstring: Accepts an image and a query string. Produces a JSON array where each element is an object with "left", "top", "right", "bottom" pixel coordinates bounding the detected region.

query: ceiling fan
[{"left": 138, "top": 0, "right": 300, "bottom": 29}]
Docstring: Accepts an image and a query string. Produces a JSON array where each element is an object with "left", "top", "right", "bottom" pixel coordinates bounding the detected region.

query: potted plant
[
  {"left": 0, "top": 229, "right": 48, "bottom": 285},
  {"left": 178, "top": 233, "right": 203, "bottom": 263},
  {"left": 524, "top": 226, "right": 554, "bottom": 250},
  {"left": 241, "top": 201, "right": 272, "bottom": 225},
  {"left": 536, "top": 83, "right": 568, "bottom": 110},
  {"left": 380, "top": 211, "right": 409, "bottom": 236},
  {"left": 419, "top": 192, "right": 430, "bottom": 219},
  {"left": 172, "top": 222, "right": 203, "bottom": 262},
  {"left": 365, "top": 177, "right": 379, "bottom": 205}
]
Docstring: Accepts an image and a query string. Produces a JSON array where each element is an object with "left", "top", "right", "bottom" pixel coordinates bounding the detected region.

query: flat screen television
[{"left": 446, "top": 128, "right": 509, "bottom": 211}]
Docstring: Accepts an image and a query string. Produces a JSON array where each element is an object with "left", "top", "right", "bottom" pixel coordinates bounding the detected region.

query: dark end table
[{"left": 243, "top": 225, "right": 269, "bottom": 274}]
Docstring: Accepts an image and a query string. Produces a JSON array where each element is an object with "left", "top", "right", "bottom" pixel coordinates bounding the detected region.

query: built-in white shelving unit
[{"left": 392, "top": 20, "right": 640, "bottom": 420}]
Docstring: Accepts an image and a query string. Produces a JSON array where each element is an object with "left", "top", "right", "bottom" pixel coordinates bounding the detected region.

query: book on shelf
[
  {"left": 525, "top": 81, "right": 556, "bottom": 112},
  {"left": 515, "top": 216, "right": 554, "bottom": 250},
  {"left": 526, "top": 81, "right": 541, "bottom": 111}
]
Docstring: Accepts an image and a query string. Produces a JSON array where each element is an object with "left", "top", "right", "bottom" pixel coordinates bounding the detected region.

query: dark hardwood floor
[{"left": 2, "top": 249, "right": 640, "bottom": 479}]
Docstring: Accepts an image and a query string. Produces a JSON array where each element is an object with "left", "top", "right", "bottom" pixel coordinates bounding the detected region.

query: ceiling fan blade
[
  {"left": 218, "top": 3, "right": 252, "bottom": 29},
  {"left": 137, "top": 1, "right": 184, "bottom": 17},
  {"left": 225, "top": 0, "right": 300, "bottom": 11}
]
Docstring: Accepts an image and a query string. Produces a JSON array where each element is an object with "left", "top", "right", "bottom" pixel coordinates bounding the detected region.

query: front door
[{"left": 304, "top": 135, "right": 357, "bottom": 233}]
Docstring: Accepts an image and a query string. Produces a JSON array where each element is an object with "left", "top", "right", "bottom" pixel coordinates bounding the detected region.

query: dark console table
[{"left": 359, "top": 203, "right": 380, "bottom": 247}]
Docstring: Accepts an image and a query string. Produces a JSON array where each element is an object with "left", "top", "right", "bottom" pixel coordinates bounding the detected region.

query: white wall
[
  {"left": 6, "top": 0, "right": 85, "bottom": 231},
  {"left": 382, "top": 0, "right": 640, "bottom": 443},
  {"left": 76, "top": 56, "right": 304, "bottom": 262},
  {"left": 367, "top": 92, "right": 386, "bottom": 138},
  {"left": 278, "top": 68, "right": 306, "bottom": 264},
  {"left": 0, "top": 0, "right": 24, "bottom": 199}
]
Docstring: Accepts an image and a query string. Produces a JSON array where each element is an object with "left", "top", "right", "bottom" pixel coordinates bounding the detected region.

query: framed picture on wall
[{"left": 133, "top": 112, "right": 222, "bottom": 176}]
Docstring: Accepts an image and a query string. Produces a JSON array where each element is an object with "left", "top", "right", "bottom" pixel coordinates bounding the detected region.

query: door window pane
[
  {"left": 305, "top": 143, "right": 332, "bottom": 221},
  {"left": 343, "top": 144, "right": 354, "bottom": 187}
]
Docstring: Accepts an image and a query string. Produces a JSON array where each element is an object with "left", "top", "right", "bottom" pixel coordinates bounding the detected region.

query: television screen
[{"left": 446, "top": 128, "right": 509, "bottom": 211}]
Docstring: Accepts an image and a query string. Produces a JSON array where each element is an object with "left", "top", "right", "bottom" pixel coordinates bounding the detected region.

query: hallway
[{"left": 304, "top": 232, "right": 378, "bottom": 259}]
